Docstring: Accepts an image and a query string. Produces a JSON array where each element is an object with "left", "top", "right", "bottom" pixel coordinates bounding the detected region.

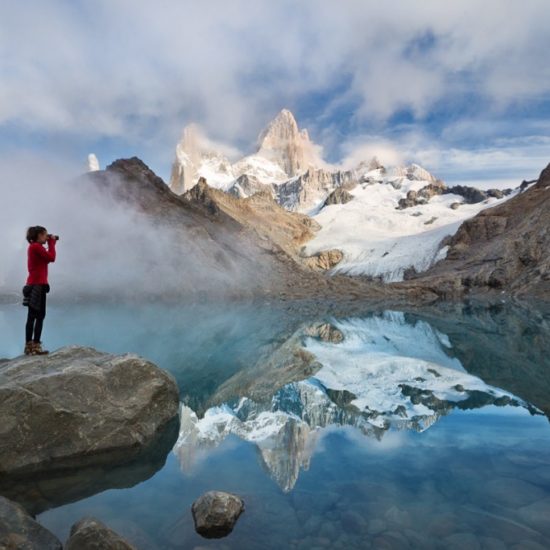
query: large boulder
[
  {"left": 0, "top": 346, "right": 179, "bottom": 500},
  {"left": 191, "top": 491, "right": 245, "bottom": 538},
  {"left": 0, "top": 496, "right": 62, "bottom": 549},
  {"left": 65, "top": 517, "right": 136, "bottom": 550}
]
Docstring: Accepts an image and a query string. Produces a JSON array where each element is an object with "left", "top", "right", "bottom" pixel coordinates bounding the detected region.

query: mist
[{"left": 0, "top": 153, "right": 269, "bottom": 301}]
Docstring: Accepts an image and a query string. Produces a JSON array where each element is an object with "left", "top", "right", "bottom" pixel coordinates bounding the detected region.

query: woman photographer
[{"left": 22, "top": 226, "right": 58, "bottom": 355}]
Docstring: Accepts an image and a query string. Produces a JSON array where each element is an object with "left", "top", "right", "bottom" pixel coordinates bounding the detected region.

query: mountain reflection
[{"left": 174, "top": 312, "right": 539, "bottom": 491}]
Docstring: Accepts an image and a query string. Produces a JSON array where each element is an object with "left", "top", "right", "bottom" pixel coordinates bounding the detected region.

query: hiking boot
[
  {"left": 32, "top": 341, "right": 49, "bottom": 355},
  {"left": 24, "top": 341, "right": 34, "bottom": 355}
]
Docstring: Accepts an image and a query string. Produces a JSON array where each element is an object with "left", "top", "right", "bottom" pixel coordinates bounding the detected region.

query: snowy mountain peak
[
  {"left": 169, "top": 124, "right": 234, "bottom": 194},
  {"left": 258, "top": 109, "right": 300, "bottom": 145},
  {"left": 256, "top": 108, "right": 322, "bottom": 177},
  {"left": 404, "top": 163, "right": 439, "bottom": 182}
]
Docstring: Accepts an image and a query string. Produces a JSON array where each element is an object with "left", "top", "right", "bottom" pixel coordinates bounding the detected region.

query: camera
[{"left": 48, "top": 234, "right": 60, "bottom": 241}]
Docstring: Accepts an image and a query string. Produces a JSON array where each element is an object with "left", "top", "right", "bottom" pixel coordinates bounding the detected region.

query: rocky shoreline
[{"left": 0, "top": 346, "right": 180, "bottom": 547}]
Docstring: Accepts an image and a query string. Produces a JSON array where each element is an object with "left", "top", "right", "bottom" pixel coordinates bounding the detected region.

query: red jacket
[{"left": 26, "top": 238, "right": 56, "bottom": 285}]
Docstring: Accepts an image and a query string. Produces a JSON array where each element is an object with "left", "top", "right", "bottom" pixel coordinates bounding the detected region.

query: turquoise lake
[{"left": 0, "top": 300, "right": 549, "bottom": 549}]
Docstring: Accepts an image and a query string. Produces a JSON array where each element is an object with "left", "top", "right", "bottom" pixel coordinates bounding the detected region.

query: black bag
[{"left": 22, "top": 284, "right": 50, "bottom": 310}]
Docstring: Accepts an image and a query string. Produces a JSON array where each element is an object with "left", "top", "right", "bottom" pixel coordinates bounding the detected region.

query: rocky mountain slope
[
  {"left": 84, "top": 157, "right": 414, "bottom": 301},
  {"left": 402, "top": 163, "right": 550, "bottom": 298},
  {"left": 304, "top": 165, "right": 516, "bottom": 282}
]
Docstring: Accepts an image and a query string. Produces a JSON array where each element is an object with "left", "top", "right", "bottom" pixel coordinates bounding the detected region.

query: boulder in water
[
  {"left": 191, "top": 491, "right": 245, "bottom": 538},
  {"left": 65, "top": 517, "right": 136, "bottom": 550},
  {"left": 0, "top": 346, "right": 179, "bottom": 482},
  {"left": 0, "top": 496, "right": 62, "bottom": 549}
]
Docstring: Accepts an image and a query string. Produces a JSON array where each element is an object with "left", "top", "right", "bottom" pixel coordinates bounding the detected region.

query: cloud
[
  {"left": 0, "top": 152, "right": 268, "bottom": 297},
  {"left": 339, "top": 130, "right": 549, "bottom": 186},
  {"left": 1, "top": 0, "right": 549, "bottom": 151},
  {"left": 180, "top": 124, "right": 242, "bottom": 161},
  {"left": 340, "top": 139, "right": 404, "bottom": 169}
]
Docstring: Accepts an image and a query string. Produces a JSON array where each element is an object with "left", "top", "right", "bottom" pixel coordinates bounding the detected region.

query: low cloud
[
  {"left": 339, "top": 130, "right": 549, "bottom": 186},
  {"left": 0, "top": 153, "right": 266, "bottom": 298}
]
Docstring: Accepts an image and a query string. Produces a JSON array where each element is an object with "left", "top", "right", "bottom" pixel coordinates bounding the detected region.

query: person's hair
[{"left": 26, "top": 225, "right": 47, "bottom": 243}]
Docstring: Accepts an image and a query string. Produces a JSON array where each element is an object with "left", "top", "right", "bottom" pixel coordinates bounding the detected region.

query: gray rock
[
  {"left": 0, "top": 496, "right": 62, "bottom": 549},
  {"left": 340, "top": 510, "right": 365, "bottom": 532},
  {"left": 65, "top": 517, "right": 136, "bottom": 549},
  {"left": 384, "top": 505, "right": 411, "bottom": 528},
  {"left": 487, "top": 188, "right": 505, "bottom": 199},
  {"left": 397, "top": 190, "right": 419, "bottom": 209},
  {"left": 191, "top": 491, "right": 245, "bottom": 538},
  {"left": 323, "top": 187, "right": 354, "bottom": 206},
  {"left": 397, "top": 183, "right": 445, "bottom": 209},
  {"left": 443, "top": 185, "right": 488, "bottom": 204},
  {"left": 450, "top": 201, "right": 461, "bottom": 210},
  {"left": 0, "top": 346, "right": 179, "bottom": 485}
]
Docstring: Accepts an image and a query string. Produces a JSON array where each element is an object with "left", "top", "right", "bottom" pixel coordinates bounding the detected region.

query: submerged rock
[
  {"left": 65, "top": 517, "right": 136, "bottom": 550},
  {"left": 0, "top": 496, "right": 62, "bottom": 549},
  {"left": 0, "top": 346, "right": 179, "bottom": 489},
  {"left": 191, "top": 491, "right": 245, "bottom": 538}
]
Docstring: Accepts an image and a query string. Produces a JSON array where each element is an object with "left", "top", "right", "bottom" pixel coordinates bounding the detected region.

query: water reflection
[
  {"left": 174, "top": 312, "right": 540, "bottom": 492},
  {"left": 1, "top": 300, "right": 549, "bottom": 548},
  {"left": 0, "top": 414, "right": 180, "bottom": 516}
]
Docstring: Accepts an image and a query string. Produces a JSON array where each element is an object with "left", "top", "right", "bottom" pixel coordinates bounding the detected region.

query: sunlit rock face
[
  {"left": 255, "top": 109, "right": 321, "bottom": 177},
  {"left": 174, "top": 313, "right": 536, "bottom": 491},
  {"left": 169, "top": 124, "right": 235, "bottom": 194}
]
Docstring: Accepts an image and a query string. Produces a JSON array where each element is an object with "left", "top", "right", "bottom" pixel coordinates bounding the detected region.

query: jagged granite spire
[{"left": 256, "top": 109, "right": 321, "bottom": 176}]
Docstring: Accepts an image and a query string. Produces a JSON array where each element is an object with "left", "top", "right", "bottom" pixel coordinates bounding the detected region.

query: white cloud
[
  {"left": 340, "top": 138, "right": 404, "bottom": 169},
  {"left": 339, "top": 131, "right": 549, "bottom": 186},
  {"left": 1, "top": 0, "right": 549, "bottom": 150}
]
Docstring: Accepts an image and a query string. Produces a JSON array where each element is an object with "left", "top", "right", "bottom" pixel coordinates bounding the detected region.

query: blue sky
[{"left": 1, "top": 0, "right": 549, "bottom": 187}]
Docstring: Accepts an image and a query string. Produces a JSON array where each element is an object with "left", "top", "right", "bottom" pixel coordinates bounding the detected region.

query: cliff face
[
  {"left": 405, "top": 163, "right": 550, "bottom": 298},
  {"left": 255, "top": 109, "right": 321, "bottom": 177}
]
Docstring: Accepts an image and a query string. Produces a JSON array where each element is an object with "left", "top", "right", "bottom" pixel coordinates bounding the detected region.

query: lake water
[{"left": 1, "top": 300, "right": 549, "bottom": 549}]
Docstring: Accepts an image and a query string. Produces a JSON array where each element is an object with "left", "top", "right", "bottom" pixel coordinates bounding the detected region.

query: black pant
[{"left": 25, "top": 288, "right": 47, "bottom": 343}]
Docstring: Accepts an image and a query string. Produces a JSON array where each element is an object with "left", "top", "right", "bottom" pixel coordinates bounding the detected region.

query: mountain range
[
  {"left": 84, "top": 109, "right": 549, "bottom": 301},
  {"left": 173, "top": 313, "right": 537, "bottom": 492}
]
